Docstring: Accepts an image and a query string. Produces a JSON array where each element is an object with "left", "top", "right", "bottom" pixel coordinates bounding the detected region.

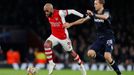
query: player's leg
[
  {"left": 69, "top": 50, "right": 86, "bottom": 75},
  {"left": 44, "top": 35, "right": 58, "bottom": 75},
  {"left": 44, "top": 40, "right": 53, "bottom": 63},
  {"left": 87, "top": 49, "right": 105, "bottom": 61},
  {"left": 87, "top": 38, "right": 104, "bottom": 59},
  {"left": 59, "top": 38, "right": 86, "bottom": 75},
  {"left": 104, "top": 39, "right": 121, "bottom": 75},
  {"left": 104, "top": 52, "right": 121, "bottom": 75}
]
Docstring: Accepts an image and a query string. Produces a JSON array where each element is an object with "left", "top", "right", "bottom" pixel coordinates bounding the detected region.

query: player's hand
[
  {"left": 87, "top": 10, "right": 93, "bottom": 16},
  {"left": 63, "top": 22, "right": 72, "bottom": 28}
]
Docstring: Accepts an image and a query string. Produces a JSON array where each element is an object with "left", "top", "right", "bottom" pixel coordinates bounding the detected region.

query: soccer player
[
  {"left": 43, "top": 3, "right": 86, "bottom": 75},
  {"left": 63, "top": 0, "right": 122, "bottom": 75}
]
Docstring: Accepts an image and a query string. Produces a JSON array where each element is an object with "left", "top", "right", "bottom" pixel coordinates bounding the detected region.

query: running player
[
  {"left": 63, "top": 0, "right": 122, "bottom": 75},
  {"left": 43, "top": 3, "right": 86, "bottom": 75}
]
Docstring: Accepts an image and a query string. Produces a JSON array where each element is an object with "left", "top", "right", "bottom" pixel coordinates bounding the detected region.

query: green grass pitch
[{"left": 0, "top": 69, "right": 133, "bottom": 75}]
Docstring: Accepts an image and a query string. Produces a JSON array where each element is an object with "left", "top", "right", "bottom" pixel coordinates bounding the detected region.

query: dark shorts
[{"left": 90, "top": 36, "right": 115, "bottom": 53}]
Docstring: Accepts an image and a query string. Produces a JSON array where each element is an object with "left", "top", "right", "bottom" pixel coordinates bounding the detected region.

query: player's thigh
[
  {"left": 45, "top": 35, "right": 59, "bottom": 47},
  {"left": 89, "top": 38, "right": 104, "bottom": 52},
  {"left": 105, "top": 38, "right": 114, "bottom": 53},
  {"left": 59, "top": 38, "right": 73, "bottom": 51},
  {"left": 88, "top": 38, "right": 104, "bottom": 57}
]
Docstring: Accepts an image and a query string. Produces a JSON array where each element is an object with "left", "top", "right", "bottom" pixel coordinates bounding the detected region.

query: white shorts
[{"left": 46, "top": 34, "right": 73, "bottom": 51}]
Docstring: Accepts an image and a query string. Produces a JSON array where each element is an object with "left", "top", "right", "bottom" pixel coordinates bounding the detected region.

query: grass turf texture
[{"left": 0, "top": 69, "right": 133, "bottom": 75}]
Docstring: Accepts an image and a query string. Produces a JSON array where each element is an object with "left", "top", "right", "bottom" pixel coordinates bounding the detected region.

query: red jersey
[{"left": 48, "top": 9, "right": 67, "bottom": 40}]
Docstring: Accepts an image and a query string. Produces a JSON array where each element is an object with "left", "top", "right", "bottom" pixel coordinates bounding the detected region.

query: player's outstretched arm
[
  {"left": 59, "top": 9, "right": 84, "bottom": 18},
  {"left": 87, "top": 10, "right": 109, "bottom": 20},
  {"left": 67, "top": 9, "right": 84, "bottom": 17},
  {"left": 63, "top": 16, "right": 90, "bottom": 28},
  {"left": 94, "top": 14, "right": 109, "bottom": 20},
  {"left": 59, "top": 9, "right": 84, "bottom": 24}
]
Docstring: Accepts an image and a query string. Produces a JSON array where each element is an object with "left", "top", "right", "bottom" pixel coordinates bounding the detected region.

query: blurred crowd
[
  {"left": 0, "top": 47, "right": 47, "bottom": 70},
  {"left": 0, "top": 0, "right": 134, "bottom": 66}
]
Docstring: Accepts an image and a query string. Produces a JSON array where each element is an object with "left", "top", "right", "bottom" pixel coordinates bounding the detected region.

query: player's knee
[
  {"left": 87, "top": 50, "right": 96, "bottom": 58},
  {"left": 44, "top": 40, "right": 52, "bottom": 48},
  {"left": 67, "top": 50, "right": 72, "bottom": 54},
  {"left": 67, "top": 50, "right": 77, "bottom": 56}
]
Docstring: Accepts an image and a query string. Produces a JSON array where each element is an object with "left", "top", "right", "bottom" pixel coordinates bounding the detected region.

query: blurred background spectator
[
  {"left": 20, "top": 47, "right": 35, "bottom": 70},
  {"left": 34, "top": 48, "right": 46, "bottom": 69},
  {"left": 6, "top": 48, "right": 20, "bottom": 70}
]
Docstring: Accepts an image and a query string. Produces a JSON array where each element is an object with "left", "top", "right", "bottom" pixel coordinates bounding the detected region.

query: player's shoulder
[
  {"left": 59, "top": 9, "right": 67, "bottom": 16},
  {"left": 58, "top": 9, "right": 66, "bottom": 13}
]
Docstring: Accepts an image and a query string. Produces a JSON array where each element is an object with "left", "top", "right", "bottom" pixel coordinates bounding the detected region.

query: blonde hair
[{"left": 95, "top": 0, "right": 105, "bottom": 4}]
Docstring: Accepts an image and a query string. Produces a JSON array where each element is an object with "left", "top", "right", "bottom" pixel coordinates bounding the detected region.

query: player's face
[
  {"left": 44, "top": 6, "right": 53, "bottom": 17},
  {"left": 94, "top": 0, "right": 102, "bottom": 11}
]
